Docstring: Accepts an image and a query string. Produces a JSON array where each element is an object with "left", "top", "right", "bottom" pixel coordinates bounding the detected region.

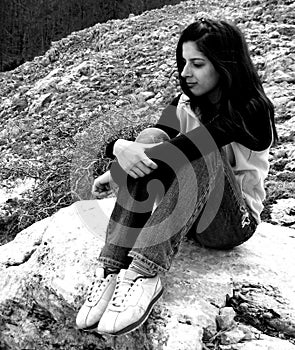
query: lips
[{"left": 186, "top": 82, "right": 197, "bottom": 87}]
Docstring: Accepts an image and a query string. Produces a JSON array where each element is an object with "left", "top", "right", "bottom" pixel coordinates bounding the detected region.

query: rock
[
  {"left": 138, "top": 91, "right": 155, "bottom": 101},
  {"left": 273, "top": 149, "right": 288, "bottom": 159},
  {"left": 269, "top": 30, "right": 280, "bottom": 38},
  {"left": 70, "top": 60, "right": 96, "bottom": 77},
  {"left": 219, "top": 335, "right": 295, "bottom": 349},
  {"left": 147, "top": 97, "right": 158, "bottom": 105},
  {"left": 0, "top": 129, "right": 9, "bottom": 142},
  {"left": 277, "top": 116, "right": 295, "bottom": 141},
  {"left": 273, "top": 70, "right": 295, "bottom": 83},
  {"left": 46, "top": 47, "right": 60, "bottom": 63},
  {"left": 163, "top": 322, "right": 203, "bottom": 350},
  {"left": 29, "top": 93, "right": 52, "bottom": 114},
  {"left": 216, "top": 307, "right": 237, "bottom": 330},
  {"left": 271, "top": 198, "right": 295, "bottom": 228},
  {"left": 285, "top": 161, "right": 295, "bottom": 171},
  {"left": 219, "top": 324, "right": 256, "bottom": 344},
  {"left": 31, "top": 74, "right": 60, "bottom": 94},
  {"left": 0, "top": 199, "right": 295, "bottom": 349},
  {"left": 286, "top": 100, "right": 295, "bottom": 112},
  {"left": 253, "top": 6, "right": 263, "bottom": 17},
  {"left": 11, "top": 96, "right": 28, "bottom": 111}
]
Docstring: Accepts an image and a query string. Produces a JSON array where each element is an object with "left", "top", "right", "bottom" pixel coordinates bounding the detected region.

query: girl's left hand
[{"left": 92, "top": 171, "right": 113, "bottom": 199}]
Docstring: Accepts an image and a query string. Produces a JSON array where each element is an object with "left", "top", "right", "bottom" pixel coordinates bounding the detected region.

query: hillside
[
  {"left": 0, "top": 0, "right": 184, "bottom": 71},
  {"left": 0, "top": 0, "right": 295, "bottom": 245}
]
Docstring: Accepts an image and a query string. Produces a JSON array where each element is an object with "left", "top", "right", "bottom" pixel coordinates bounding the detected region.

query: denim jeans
[{"left": 98, "top": 129, "right": 257, "bottom": 273}]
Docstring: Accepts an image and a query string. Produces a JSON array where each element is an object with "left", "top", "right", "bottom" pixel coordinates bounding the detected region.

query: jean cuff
[
  {"left": 98, "top": 257, "right": 128, "bottom": 270},
  {"left": 128, "top": 251, "right": 168, "bottom": 274}
]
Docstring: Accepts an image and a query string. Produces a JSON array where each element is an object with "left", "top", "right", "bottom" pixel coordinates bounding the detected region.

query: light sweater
[
  {"left": 176, "top": 93, "right": 270, "bottom": 224},
  {"left": 109, "top": 93, "right": 273, "bottom": 224}
]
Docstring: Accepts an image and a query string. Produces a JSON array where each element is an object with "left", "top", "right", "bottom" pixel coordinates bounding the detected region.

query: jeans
[{"left": 98, "top": 129, "right": 257, "bottom": 273}]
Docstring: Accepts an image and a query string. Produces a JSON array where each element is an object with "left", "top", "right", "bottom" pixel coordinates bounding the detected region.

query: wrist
[{"left": 113, "top": 139, "right": 132, "bottom": 157}]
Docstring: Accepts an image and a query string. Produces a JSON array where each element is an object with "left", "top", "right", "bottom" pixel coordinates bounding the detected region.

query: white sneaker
[
  {"left": 97, "top": 269, "right": 163, "bottom": 335},
  {"left": 76, "top": 267, "right": 118, "bottom": 330}
]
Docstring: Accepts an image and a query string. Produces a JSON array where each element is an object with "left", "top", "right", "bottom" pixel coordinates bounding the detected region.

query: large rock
[{"left": 0, "top": 198, "right": 295, "bottom": 349}]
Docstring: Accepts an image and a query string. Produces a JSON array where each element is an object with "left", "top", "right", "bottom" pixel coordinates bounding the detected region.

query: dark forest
[{"left": 0, "top": 0, "right": 182, "bottom": 71}]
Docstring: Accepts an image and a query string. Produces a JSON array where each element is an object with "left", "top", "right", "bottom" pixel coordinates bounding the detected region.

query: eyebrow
[
  {"left": 192, "top": 57, "right": 205, "bottom": 61},
  {"left": 183, "top": 57, "right": 206, "bottom": 62}
]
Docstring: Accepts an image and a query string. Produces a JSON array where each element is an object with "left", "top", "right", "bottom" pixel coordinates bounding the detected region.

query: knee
[{"left": 135, "top": 127, "right": 170, "bottom": 144}]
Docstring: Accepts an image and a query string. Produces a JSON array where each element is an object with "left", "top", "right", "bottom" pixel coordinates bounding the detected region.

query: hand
[
  {"left": 92, "top": 171, "right": 113, "bottom": 199},
  {"left": 113, "top": 139, "right": 160, "bottom": 179}
]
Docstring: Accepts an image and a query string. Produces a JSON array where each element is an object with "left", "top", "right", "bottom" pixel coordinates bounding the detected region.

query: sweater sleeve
[
  {"left": 104, "top": 95, "right": 182, "bottom": 159},
  {"left": 109, "top": 117, "right": 232, "bottom": 184},
  {"left": 144, "top": 117, "right": 234, "bottom": 168},
  {"left": 110, "top": 99, "right": 273, "bottom": 183},
  {"left": 145, "top": 101, "right": 273, "bottom": 166}
]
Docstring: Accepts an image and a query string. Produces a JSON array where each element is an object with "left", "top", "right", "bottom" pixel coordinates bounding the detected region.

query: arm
[
  {"left": 110, "top": 100, "right": 273, "bottom": 183},
  {"left": 105, "top": 94, "right": 182, "bottom": 159},
  {"left": 146, "top": 100, "right": 273, "bottom": 164}
]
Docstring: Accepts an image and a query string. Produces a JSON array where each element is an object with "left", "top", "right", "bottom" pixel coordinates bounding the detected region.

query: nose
[{"left": 181, "top": 62, "right": 191, "bottom": 78}]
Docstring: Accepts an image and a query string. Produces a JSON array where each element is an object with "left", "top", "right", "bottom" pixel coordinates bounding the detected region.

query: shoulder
[{"left": 234, "top": 99, "right": 273, "bottom": 151}]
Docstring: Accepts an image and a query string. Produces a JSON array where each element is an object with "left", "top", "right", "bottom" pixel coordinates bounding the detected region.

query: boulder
[{"left": 0, "top": 198, "right": 295, "bottom": 349}]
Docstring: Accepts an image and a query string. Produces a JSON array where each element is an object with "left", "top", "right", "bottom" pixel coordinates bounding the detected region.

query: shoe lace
[
  {"left": 111, "top": 275, "right": 137, "bottom": 307},
  {"left": 87, "top": 274, "right": 112, "bottom": 303}
]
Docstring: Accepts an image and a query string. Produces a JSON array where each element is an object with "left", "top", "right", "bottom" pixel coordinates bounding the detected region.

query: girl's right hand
[{"left": 113, "top": 139, "right": 159, "bottom": 179}]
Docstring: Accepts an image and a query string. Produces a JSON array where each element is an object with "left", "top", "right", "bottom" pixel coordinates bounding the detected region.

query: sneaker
[
  {"left": 76, "top": 267, "right": 118, "bottom": 330},
  {"left": 96, "top": 269, "right": 163, "bottom": 335}
]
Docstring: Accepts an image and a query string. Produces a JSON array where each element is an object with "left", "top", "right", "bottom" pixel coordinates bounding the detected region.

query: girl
[{"left": 76, "top": 18, "right": 277, "bottom": 336}]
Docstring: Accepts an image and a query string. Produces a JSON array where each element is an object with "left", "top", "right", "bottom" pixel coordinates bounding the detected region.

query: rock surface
[{"left": 0, "top": 198, "right": 295, "bottom": 349}]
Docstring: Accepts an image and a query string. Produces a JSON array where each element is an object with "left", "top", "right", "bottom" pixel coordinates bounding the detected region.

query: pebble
[
  {"left": 138, "top": 91, "right": 155, "bottom": 100},
  {"left": 271, "top": 198, "right": 295, "bottom": 228}
]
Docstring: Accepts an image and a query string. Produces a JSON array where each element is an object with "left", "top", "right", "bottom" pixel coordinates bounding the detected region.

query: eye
[{"left": 192, "top": 63, "right": 204, "bottom": 68}]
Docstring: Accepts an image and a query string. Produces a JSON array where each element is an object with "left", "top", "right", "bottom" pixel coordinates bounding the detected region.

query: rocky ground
[
  {"left": 0, "top": 0, "right": 295, "bottom": 243},
  {"left": 0, "top": 198, "right": 295, "bottom": 350}
]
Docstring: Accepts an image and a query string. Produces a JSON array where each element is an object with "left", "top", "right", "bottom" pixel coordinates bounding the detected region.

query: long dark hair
[{"left": 176, "top": 18, "right": 278, "bottom": 144}]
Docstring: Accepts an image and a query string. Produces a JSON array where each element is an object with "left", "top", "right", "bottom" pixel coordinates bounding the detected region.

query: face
[{"left": 181, "top": 41, "right": 220, "bottom": 103}]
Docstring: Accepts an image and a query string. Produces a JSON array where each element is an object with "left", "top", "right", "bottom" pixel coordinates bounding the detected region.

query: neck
[{"left": 207, "top": 87, "right": 221, "bottom": 105}]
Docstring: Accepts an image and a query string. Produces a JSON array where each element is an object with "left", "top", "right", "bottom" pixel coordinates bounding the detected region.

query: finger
[
  {"left": 136, "top": 161, "right": 153, "bottom": 175},
  {"left": 92, "top": 189, "right": 113, "bottom": 199},
  {"left": 128, "top": 170, "right": 138, "bottom": 179},
  {"left": 92, "top": 183, "right": 102, "bottom": 193},
  {"left": 92, "top": 191, "right": 103, "bottom": 199},
  {"left": 92, "top": 185, "right": 99, "bottom": 194},
  {"left": 132, "top": 166, "right": 146, "bottom": 177},
  {"left": 142, "top": 157, "right": 158, "bottom": 170},
  {"left": 92, "top": 182, "right": 109, "bottom": 195},
  {"left": 92, "top": 178, "right": 102, "bottom": 189}
]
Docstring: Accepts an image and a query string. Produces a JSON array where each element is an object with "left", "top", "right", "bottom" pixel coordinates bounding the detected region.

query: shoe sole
[
  {"left": 82, "top": 323, "right": 99, "bottom": 331},
  {"left": 101, "top": 287, "right": 164, "bottom": 336}
]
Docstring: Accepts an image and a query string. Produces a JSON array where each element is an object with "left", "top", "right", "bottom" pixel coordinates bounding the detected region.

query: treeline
[{"left": 0, "top": 0, "right": 182, "bottom": 72}]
